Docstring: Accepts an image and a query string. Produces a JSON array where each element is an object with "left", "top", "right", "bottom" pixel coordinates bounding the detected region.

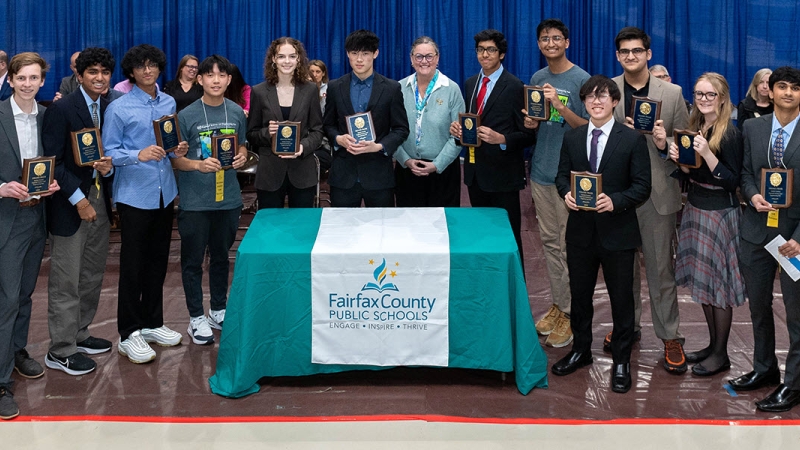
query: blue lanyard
[{"left": 413, "top": 70, "right": 439, "bottom": 146}]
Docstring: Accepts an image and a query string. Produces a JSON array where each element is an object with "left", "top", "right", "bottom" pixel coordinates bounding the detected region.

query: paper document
[{"left": 765, "top": 235, "right": 800, "bottom": 281}]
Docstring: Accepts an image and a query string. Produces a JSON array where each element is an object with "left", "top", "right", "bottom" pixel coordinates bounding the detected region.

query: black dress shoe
[
  {"left": 685, "top": 347, "right": 712, "bottom": 364},
  {"left": 756, "top": 384, "right": 800, "bottom": 412},
  {"left": 691, "top": 358, "right": 731, "bottom": 377},
  {"left": 728, "top": 369, "right": 781, "bottom": 392},
  {"left": 551, "top": 351, "right": 593, "bottom": 376},
  {"left": 611, "top": 363, "right": 632, "bottom": 393}
]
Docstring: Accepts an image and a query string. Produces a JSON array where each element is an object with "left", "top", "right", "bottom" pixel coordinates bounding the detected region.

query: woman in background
[
  {"left": 737, "top": 68, "right": 772, "bottom": 131},
  {"left": 308, "top": 59, "right": 328, "bottom": 114},
  {"left": 225, "top": 64, "right": 251, "bottom": 117},
  {"left": 163, "top": 54, "right": 203, "bottom": 112}
]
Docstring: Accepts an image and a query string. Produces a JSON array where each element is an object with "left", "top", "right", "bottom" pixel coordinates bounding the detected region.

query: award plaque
[
  {"left": 524, "top": 85, "right": 550, "bottom": 120},
  {"left": 571, "top": 171, "right": 603, "bottom": 211},
  {"left": 71, "top": 127, "right": 104, "bottom": 167},
  {"left": 674, "top": 129, "right": 701, "bottom": 168},
  {"left": 21, "top": 156, "right": 55, "bottom": 196},
  {"left": 346, "top": 112, "right": 376, "bottom": 143},
  {"left": 630, "top": 96, "right": 662, "bottom": 134},
  {"left": 272, "top": 122, "right": 301, "bottom": 155},
  {"left": 761, "top": 167, "right": 793, "bottom": 208},
  {"left": 211, "top": 134, "right": 238, "bottom": 169},
  {"left": 459, "top": 113, "right": 481, "bottom": 147},
  {"left": 153, "top": 114, "right": 181, "bottom": 152}
]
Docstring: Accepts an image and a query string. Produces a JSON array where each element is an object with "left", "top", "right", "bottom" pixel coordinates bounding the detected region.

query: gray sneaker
[
  {"left": 14, "top": 349, "right": 44, "bottom": 379},
  {"left": 0, "top": 385, "right": 19, "bottom": 420}
]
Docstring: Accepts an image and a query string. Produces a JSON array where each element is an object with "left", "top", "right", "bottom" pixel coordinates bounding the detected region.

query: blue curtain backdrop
[{"left": 1, "top": 0, "right": 798, "bottom": 104}]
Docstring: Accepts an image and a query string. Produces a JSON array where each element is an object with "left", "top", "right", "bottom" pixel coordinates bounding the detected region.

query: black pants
[
  {"left": 330, "top": 183, "right": 394, "bottom": 207},
  {"left": 467, "top": 184, "right": 523, "bottom": 265},
  {"left": 116, "top": 201, "right": 174, "bottom": 340},
  {"left": 257, "top": 174, "right": 316, "bottom": 209},
  {"left": 395, "top": 160, "right": 461, "bottom": 207}
]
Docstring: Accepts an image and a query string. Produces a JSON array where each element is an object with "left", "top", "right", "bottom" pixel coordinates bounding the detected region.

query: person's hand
[
  {"left": 336, "top": 134, "right": 358, "bottom": 151},
  {"left": 653, "top": 120, "right": 667, "bottom": 150},
  {"left": 693, "top": 134, "right": 711, "bottom": 157},
  {"left": 346, "top": 140, "right": 382, "bottom": 155},
  {"left": 750, "top": 194, "right": 776, "bottom": 213},
  {"left": 623, "top": 116, "right": 635, "bottom": 129},
  {"left": 93, "top": 156, "right": 113, "bottom": 176},
  {"left": 522, "top": 111, "right": 541, "bottom": 130},
  {"left": 406, "top": 159, "right": 436, "bottom": 176},
  {"left": 198, "top": 157, "right": 222, "bottom": 173},
  {"left": 138, "top": 145, "right": 166, "bottom": 162},
  {"left": 449, "top": 121, "right": 462, "bottom": 139},
  {"left": 279, "top": 144, "right": 304, "bottom": 159},
  {"left": 542, "top": 83, "right": 563, "bottom": 108},
  {"left": 173, "top": 141, "right": 189, "bottom": 158},
  {"left": 268, "top": 121, "right": 279, "bottom": 136},
  {"left": 477, "top": 126, "right": 505, "bottom": 145},
  {"left": 40, "top": 180, "right": 61, "bottom": 198},
  {"left": 76, "top": 199, "right": 97, "bottom": 222},
  {"left": 231, "top": 147, "right": 247, "bottom": 169},
  {"left": 596, "top": 193, "right": 614, "bottom": 213},
  {"left": 564, "top": 192, "right": 578, "bottom": 211},
  {"left": 53, "top": 92, "right": 63, "bottom": 102},
  {"left": 779, "top": 239, "right": 800, "bottom": 259}
]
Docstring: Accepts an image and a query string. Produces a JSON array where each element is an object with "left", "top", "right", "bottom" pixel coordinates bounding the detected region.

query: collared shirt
[
  {"left": 476, "top": 65, "right": 504, "bottom": 114},
  {"left": 11, "top": 96, "right": 41, "bottom": 202},
  {"left": 770, "top": 114, "right": 800, "bottom": 168},
  {"left": 586, "top": 117, "right": 616, "bottom": 168},
  {"left": 102, "top": 85, "right": 178, "bottom": 209},
  {"left": 67, "top": 86, "right": 111, "bottom": 205},
  {"left": 350, "top": 73, "right": 374, "bottom": 113},
  {"left": 623, "top": 78, "right": 649, "bottom": 118}
]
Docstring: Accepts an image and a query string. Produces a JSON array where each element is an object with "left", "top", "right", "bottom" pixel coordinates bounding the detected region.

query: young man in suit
[
  {"left": 734, "top": 66, "right": 800, "bottom": 412},
  {"left": 553, "top": 74, "right": 651, "bottom": 394},
  {"left": 449, "top": 29, "right": 535, "bottom": 262},
  {"left": 42, "top": 47, "right": 116, "bottom": 376},
  {"left": 609, "top": 27, "right": 690, "bottom": 374},
  {"left": 0, "top": 52, "right": 60, "bottom": 419},
  {"left": 323, "top": 29, "right": 409, "bottom": 207}
]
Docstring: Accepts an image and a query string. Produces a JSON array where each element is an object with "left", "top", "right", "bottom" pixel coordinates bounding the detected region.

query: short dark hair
[
  {"left": 537, "top": 19, "right": 569, "bottom": 40},
  {"left": 615, "top": 27, "right": 650, "bottom": 50},
  {"left": 198, "top": 55, "right": 232, "bottom": 76},
  {"left": 75, "top": 47, "right": 115, "bottom": 75},
  {"left": 579, "top": 75, "right": 621, "bottom": 102},
  {"left": 769, "top": 66, "right": 800, "bottom": 91},
  {"left": 121, "top": 44, "right": 166, "bottom": 83},
  {"left": 474, "top": 29, "right": 508, "bottom": 56},
  {"left": 345, "top": 30, "right": 379, "bottom": 53}
]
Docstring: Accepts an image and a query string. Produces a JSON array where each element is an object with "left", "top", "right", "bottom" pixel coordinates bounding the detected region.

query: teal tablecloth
[{"left": 209, "top": 208, "right": 548, "bottom": 397}]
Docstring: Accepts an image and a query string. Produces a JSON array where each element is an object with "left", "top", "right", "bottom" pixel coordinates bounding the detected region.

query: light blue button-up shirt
[{"left": 103, "top": 85, "right": 178, "bottom": 209}]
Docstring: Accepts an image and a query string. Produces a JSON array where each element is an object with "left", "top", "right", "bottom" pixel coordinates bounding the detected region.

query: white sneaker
[
  {"left": 188, "top": 316, "right": 214, "bottom": 345},
  {"left": 140, "top": 325, "right": 182, "bottom": 347},
  {"left": 208, "top": 309, "right": 225, "bottom": 330},
  {"left": 118, "top": 331, "right": 156, "bottom": 364}
]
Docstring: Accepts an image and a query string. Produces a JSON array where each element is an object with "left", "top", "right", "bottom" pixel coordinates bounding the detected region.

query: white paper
[{"left": 765, "top": 235, "right": 800, "bottom": 282}]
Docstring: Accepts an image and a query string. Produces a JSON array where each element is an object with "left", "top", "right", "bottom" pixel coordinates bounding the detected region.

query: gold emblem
[
  {"left": 579, "top": 177, "right": 592, "bottom": 191},
  {"left": 221, "top": 138, "right": 231, "bottom": 151},
  {"left": 531, "top": 90, "right": 541, "bottom": 103},
  {"left": 464, "top": 118, "right": 474, "bottom": 130},
  {"left": 81, "top": 132, "right": 94, "bottom": 146},
  {"left": 639, "top": 102, "right": 652, "bottom": 115},
  {"left": 281, "top": 126, "right": 293, "bottom": 138},
  {"left": 163, "top": 120, "right": 173, "bottom": 134},
  {"left": 770, "top": 172, "right": 783, "bottom": 187},
  {"left": 680, "top": 135, "right": 691, "bottom": 148},
  {"left": 34, "top": 162, "right": 46, "bottom": 177},
  {"left": 354, "top": 117, "right": 365, "bottom": 129},
  {"left": 436, "top": 98, "right": 443, "bottom": 105}
]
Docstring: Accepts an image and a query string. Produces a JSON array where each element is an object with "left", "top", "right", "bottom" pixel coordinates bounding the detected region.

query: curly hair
[
  {"left": 75, "top": 47, "right": 115, "bottom": 75},
  {"left": 263, "top": 37, "right": 310, "bottom": 86},
  {"left": 121, "top": 44, "right": 166, "bottom": 83}
]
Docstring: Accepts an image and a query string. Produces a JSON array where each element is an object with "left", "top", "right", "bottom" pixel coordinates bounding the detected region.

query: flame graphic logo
[{"left": 362, "top": 258, "right": 399, "bottom": 293}]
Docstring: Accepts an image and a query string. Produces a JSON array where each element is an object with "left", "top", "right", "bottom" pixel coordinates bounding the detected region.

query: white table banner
[{"left": 311, "top": 208, "right": 450, "bottom": 366}]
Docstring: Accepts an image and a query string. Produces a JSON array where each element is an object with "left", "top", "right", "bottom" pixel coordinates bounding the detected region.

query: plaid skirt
[{"left": 674, "top": 202, "right": 746, "bottom": 308}]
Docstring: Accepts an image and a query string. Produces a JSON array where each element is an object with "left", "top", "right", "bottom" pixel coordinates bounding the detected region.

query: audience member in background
[
  {"left": 737, "top": 68, "right": 773, "bottom": 132},
  {"left": 163, "top": 54, "right": 203, "bottom": 113},
  {"left": 309, "top": 59, "right": 329, "bottom": 113},
  {"left": 0, "top": 51, "right": 10, "bottom": 101},
  {"left": 52, "top": 51, "right": 80, "bottom": 101},
  {"left": 224, "top": 64, "right": 251, "bottom": 117},
  {"left": 650, "top": 64, "right": 692, "bottom": 113}
]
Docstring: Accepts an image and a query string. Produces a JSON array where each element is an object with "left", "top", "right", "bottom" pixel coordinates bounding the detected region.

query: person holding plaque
[
  {"left": 41, "top": 47, "right": 118, "bottom": 376},
  {"left": 394, "top": 36, "right": 464, "bottom": 207},
  {"left": 163, "top": 55, "right": 203, "bottom": 113},
  {"left": 666, "top": 73, "right": 744, "bottom": 377},
  {"left": 103, "top": 44, "right": 189, "bottom": 364},
  {"left": 248, "top": 37, "right": 323, "bottom": 209},
  {"left": 448, "top": 29, "right": 535, "bottom": 261},
  {"left": 173, "top": 55, "right": 247, "bottom": 345},
  {"left": 0, "top": 52, "right": 60, "bottom": 420},
  {"left": 522, "top": 19, "right": 590, "bottom": 348},
  {"left": 553, "top": 75, "right": 651, "bottom": 394},
  {"left": 736, "top": 66, "right": 800, "bottom": 412},
  {"left": 609, "top": 27, "right": 691, "bottom": 374},
  {"left": 323, "top": 29, "right": 409, "bottom": 207},
  {"left": 737, "top": 68, "right": 773, "bottom": 132}
]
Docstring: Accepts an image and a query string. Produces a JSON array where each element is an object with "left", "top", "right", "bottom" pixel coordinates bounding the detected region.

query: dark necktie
[
  {"left": 772, "top": 128, "right": 785, "bottom": 167},
  {"left": 91, "top": 102, "right": 99, "bottom": 128},
  {"left": 590, "top": 128, "right": 602, "bottom": 173},
  {"left": 476, "top": 77, "right": 490, "bottom": 115}
]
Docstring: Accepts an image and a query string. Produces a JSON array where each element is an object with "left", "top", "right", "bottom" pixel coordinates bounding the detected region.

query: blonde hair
[
  {"left": 746, "top": 68, "right": 772, "bottom": 102},
  {"left": 689, "top": 72, "right": 732, "bottom": 154}
]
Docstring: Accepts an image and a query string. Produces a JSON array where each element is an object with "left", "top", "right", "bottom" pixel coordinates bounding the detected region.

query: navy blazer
[{"left": 0, "top": 76, "right": 12, "bottom": 101}]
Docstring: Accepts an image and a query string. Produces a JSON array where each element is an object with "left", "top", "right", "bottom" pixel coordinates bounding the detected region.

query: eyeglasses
[
  {"left": 538, "top": 36, "right": 564, "bottom": 44},
  {"left": 134, "top": 62, "right": 159, "bottom": 71},
  {"left": 413, "top": 53, "right": 437, "bottom": 63},
  {"left": 347, "top": 51, "right": 374, "bottom": 59},
  {"left": 475, "top": 46, "right": 499, "bottom": 55},
  {"left": 275, "top": 54, "right": 299, "bottom": 61},
  {"left": 585, "top": 93, "right": 611, "bottom": 103},
  {"left": 617, "top": 48, "right": 646, "bottom": 57},
  {"left": 694, "top": 91, "right": 718, "bottom": 100},
  {"left": 185, "top": 65, "right": 198, "bottom": 71}
]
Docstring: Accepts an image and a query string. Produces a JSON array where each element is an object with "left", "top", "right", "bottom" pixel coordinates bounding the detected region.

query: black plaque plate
[
  {"left": 459, "top": 113, "right": 481, "bottom": 147},
  {"left": 674, "top": 129, "right": 701, "bottom": 168},
  {"left": 71, "top": 127, "right": 104, "bottom": 167},
  {"left": 571, "top": 171, "right": 603, "bottom": 211},
  {"left": 631, "top": 96, "right": 662, "bottom": 134},
  {"left": 524, "top": 85, "right": 550, "bottom": 120},
  {"left": 153, "top": 114, "right": 181, "bottom": 152}
]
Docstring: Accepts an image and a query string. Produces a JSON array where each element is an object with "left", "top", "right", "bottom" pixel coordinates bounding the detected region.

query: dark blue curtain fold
[{"left": 1, "top": 0, "right": 796, "bottom": 104}]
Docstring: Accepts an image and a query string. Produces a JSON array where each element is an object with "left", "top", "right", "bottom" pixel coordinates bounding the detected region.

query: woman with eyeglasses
[
  {"left": 246, "top": 37, "right": 324, "bottom": 208},
  {"left": 163, "top": 54, "right": 203, "bottom": 113},
  {"left": 394, "top": 36, "right": 465, "bottom": 207},
  {"left": 668, "top": 72, "right": 745, "bottom": 377},
  {"left": 737, "top": 68, "right": 773, "bottom": 132}
]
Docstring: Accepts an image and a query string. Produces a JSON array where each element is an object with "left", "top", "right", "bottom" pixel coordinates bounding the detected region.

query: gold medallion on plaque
[
  {"left": 531, "top": 91, "right": 541, "bottom": 103},
  {"left": 681, "top": 135, "right": 691, "bottom": 148},
  {"left": 771, "top": 172, "right": 784, "bottom": 187},
  {"left": 354, "top": 117, "right": 365, "bottom": 129},
  {"left": 580, "top": 178, "right": 592, "bottom": 191},
  {"left": 639, "top": 102, "right": 651, "bottom": 115},
  {"left": 464, "top": 118, "right": 474, "bottom": 130},
  {"left": 221, "top": 138, "right": 232, "bottom": 151},
  {"left": 163, "top": 121, "right": 173, "bottom": 134},
  {"left": 82, "top": 133, "right": 93, "bottom": 146},
  {"left": 281, "top": 126, "right": 293, "bottom": 138},
  {"left": 34, "top": 163, "right": 46, "bottom": 176}
]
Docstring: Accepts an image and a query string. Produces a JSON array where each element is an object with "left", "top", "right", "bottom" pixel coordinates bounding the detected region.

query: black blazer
[
  {"left": 461, "top": 69, "right": 535, "bottom": 192},
  {"left": 322, "top": 72, "right": 409, "bottom": 190},
  {"left": 42, "top": 89, "right": 113, "bottom": 237},
  {"left": 555, "top": 121, "right": 651, "bottom": 251},
  {"left": 247, "top": 80, "right": 324, "bottom": 191}
]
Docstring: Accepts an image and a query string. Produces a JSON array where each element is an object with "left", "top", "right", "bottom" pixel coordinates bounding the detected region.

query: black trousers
[
  {"left": 567, "top": 235, "right": 636, "bottom": 364},
  {"left": 394, "top": 160, "right": 461, "bottom": 207},
  {"left": 116, "top": 201, "right": 174, "bottom": 340},
  {"left": 330, "top": 183, "right": 394, "bottom": 207},
  {"left": 467, "top": 184, "right": 523, "bottom": 265},
  {"left": 257, "top": 174, "right": 316, "bottom": 209}
]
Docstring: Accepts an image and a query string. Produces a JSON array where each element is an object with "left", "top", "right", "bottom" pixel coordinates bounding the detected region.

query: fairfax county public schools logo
[{"left": 361, "top": 258, "right": 399, "bottom": 293}]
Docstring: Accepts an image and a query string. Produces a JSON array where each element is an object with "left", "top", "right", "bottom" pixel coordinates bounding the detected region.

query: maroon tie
[{"left": 476, "top": 76, "right": 490, "bottom": 115}]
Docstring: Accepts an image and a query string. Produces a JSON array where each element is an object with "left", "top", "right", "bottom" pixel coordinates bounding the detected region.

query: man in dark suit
[
  {"left": 42, "top": 47, "right": 116, "bottom": 376},
  {"left": 0, "top": 51, "right": 12, "bottom": 101},
  {"left": 449, "top": 29, "right": 535, "bottom": 261},
  {"left": 0, "top": 52, "right": 59, "bottom": 420},
  {"left": 734, "top": 66, "right": 800, "bottom": 412},
  {"left": 323, "top": 29, "right": 409, "bottom": 207},
  {"left": 552, "top": 75, "right": 651, "bottom": 394}
]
